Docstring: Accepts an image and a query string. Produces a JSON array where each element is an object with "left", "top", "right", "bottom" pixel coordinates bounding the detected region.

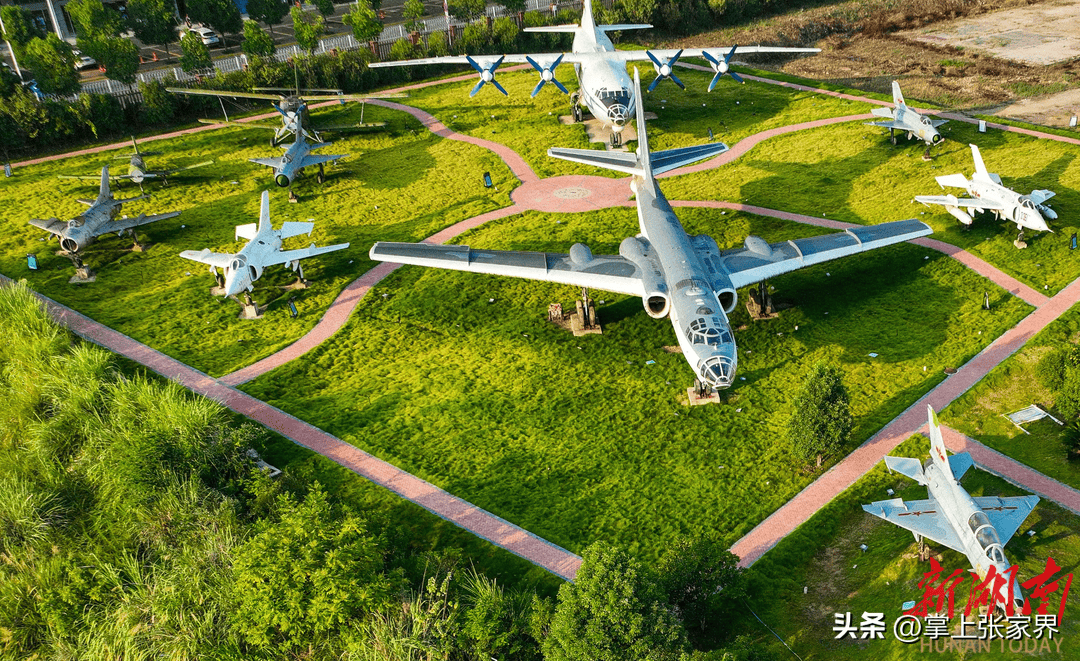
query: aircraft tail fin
[
  {"left": 892, "top": 80, "right": 905, "bottom": 107},
  {"left": 257, "top": 190, "right": 272, "bottom": 236},
  {"left": 97, "top": 167, "right": 111, "bottom": 202},
  {"left": 927, "top": 405, "right": 956, "bottom": 482},
  {"left": 970, "top": 144, "right": 992, "bottom": 182},
  {"left": 131, "top": 135, "right": 141, "bottom": 156}
]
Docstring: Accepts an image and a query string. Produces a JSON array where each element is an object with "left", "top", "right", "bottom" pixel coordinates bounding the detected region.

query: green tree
[
  {"left": 186, "top": 0, "right": 243, "bottom": 49},
  {"left": 0, "top": 6, "right": 46, "bottom": 60},
  {"left": 22, "top": 35, "right": 81, "bottom": 95},
  {"left": 232, "top": 483, "right": 395, "bottom": 650},
  {"left": 787, "top": 362, "right": 853, "bottom": 468},
  {"left": 544, "top": 541, "right": 687, "bottom": 661},
  {"left": 458, "top": 22, "right": 490, "bottom": 55},
  {"left": 402, "top": 0, "right": 425, "bottom": 33},
  {"left": 621, "top": 0, "right": 658, "bottom": 23},
  {"left": 492, "top": 15, "right": 518, "bottom": 50},
  {"left": 127, "top": 0, "right": 178, "bottom": 59},
  {"left": 179, "top": 29, "right": 212, "bottom": 71},
  {"left": 312, "top": 0, "right": 335, "bottom": 18},
  {"left": 66, "top": 0, "right": 124, "bottom": 41},
  {"left": 246, "top": 0, "right": 289, "bottom": 37},
  {"left": 500, "top": 0, "right": 527, "bottom": 13},
  {"left": 290, "top": 5, "right": 325, "bottom": 54},
  {"left": 657, "top": 536, "right": 745, "bottom": 646},
  {"left": 387, "top": 36, "right": 420, "bottom": 61},
  {"left": 92, "top": 37, "right": 141, "bottom": 84},
  {"left": 426, "top": 29, "right": 449, "bottom": 57},
  {"left": 448, "top": 0, "right": 485, "bottom": 21},
  {"left": 342, "top": 0, "right": 382, "bottom": 43},
  {"left": 242, "top": 20, "right": 275, "bottom": 58}
]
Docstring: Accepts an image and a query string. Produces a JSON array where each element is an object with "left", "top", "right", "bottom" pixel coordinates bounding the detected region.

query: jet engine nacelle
[
  {"left": 620, "top": 236, "right": 670, "bottom": 319},
  {"left": 711, "top": 270, "right": 737, "bottom": 314},
  {"left": 945, "top": 205, "right": 973, "bottom": 225},
  {"left": 248, "top": 263, "right": 263, "bottom": 282}
]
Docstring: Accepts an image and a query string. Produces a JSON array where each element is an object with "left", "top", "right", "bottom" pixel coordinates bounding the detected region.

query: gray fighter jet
[
  {"left": 58, "top": 136, "right": 214, "bottom": 192},
  {"left": 31, "top": 167, "right": 180, "bottom": 273},
  {"left": 369, "top": 70, "right": 932, "bottom": 389},
  {"left": 248, "top": 110, "right": 348, "bottom": 201},
  {"left": 915, "top": 143, "right": 1056, "bottom": 247},
  {"left": 863, "top": 406, "right": 1038, "bottom": 613},
  {"left": 866, "top": 81, "right": 947, "bottom": 159},
  {"left": 179, "top": 190, "right": 349, "bottom": 303}
]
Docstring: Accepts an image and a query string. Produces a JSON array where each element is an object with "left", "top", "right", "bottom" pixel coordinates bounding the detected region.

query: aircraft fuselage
[
  {"left": 570, "top": 25, "right": 634, "bottom": 133},
  {"left": 222, "top": 229, "right": 282, "bottom": 296},
  {"left": 59, "top": 200, "right": 124, "bottom": 253},
  {"left": 965, "top": 179, "right": 1051, "bottom": 232}
]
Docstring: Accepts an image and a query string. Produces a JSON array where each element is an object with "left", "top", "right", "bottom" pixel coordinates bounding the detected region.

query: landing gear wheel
[
  {"left": 1014, "top": 230, "right": 1028, "bottom": 250},
  {"left": 572, "top": 105, "right": 582, "bottom": 123},
  {"left": 270, "top": 136, "right": 277, "bottom": 148},
  {"left": 317, "top": 163, "right": 325, "bottom": 185},
  {"left": 922, "top": 145, "right": 932, "bottom": 161}
]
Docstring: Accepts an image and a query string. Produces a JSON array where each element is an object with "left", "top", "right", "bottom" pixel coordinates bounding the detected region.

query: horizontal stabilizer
[
  {"left": 547, "top": 147, "right": 644, "bottom": 176},
  {"left": 179, "top": 248, "right": 234, "bottom": 268},
  {"left": 883, "top": 455, "right": 927, "bottom": 485},
  {"left": 235, "top": 223, "right": 258, "bottom": 241},
  {"left": 523, "top": 24, "right": 580, "bottom": 32},
  {"left": 278, "top": 221, "right": 314, "bottom": 240},
  {"left": 650, "top": 142, "right": 729, "bottom": 175},
  {"left": 1030, "top": 189, "right": 1056, "bottom": 205},
  {"left": 935, "top": 173, "right": 969, "bottom": 189},
  {"left": 949, "top": 452, "right": 973, "bottom": 481},
  {"left": 871, "top": 107, "right": 894, "bottom": 119},
  {"left": 930, "top": 118, "right": 948, "bottom": 128},
  {"left": 598, "top": 23, "right": 652, "bottom": 31},
  {"left": 76, "top": 198, "right": 96, "bottom": 206},
  {"left": 28, "top": 217, "right": 66, "bottom": 235}
]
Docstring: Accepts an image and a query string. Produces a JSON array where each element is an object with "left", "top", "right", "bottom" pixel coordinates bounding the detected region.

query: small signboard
[
  {"left": 482, "top": 171, "right": 493, "bottom": 188},
  {"left": 26, "top": 254, "right": 37, "bottom": 270},
  {"left": 707, "top": 127, "right": 714, "bottom": 141},
  {"left": 288, "top": 299, "right": 298, "bottom": 318},
  {"left": 978, "top": 120, "right": 986, "bottom": 133},
  {"left": 1072, "top": 233, "right": 1077, "bottom": 251},
  {"left": 1071, "top": 116, "right": 1078, "bottom": 128},
  {"left": 3, "top": 163, "right": 11, "bottom": 178}
]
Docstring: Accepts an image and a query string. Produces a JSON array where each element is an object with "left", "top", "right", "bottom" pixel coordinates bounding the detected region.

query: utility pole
[{"left": 0, "top": 11, "right": 24, "bottom": 79}]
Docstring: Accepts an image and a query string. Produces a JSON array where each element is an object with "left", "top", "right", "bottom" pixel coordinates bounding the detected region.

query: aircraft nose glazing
[
  {"left": 608, "top": 105, "right": 629, "bottom": 126},
  {"left": 699, "top": 354, "right": 735, "bottom": 388}
]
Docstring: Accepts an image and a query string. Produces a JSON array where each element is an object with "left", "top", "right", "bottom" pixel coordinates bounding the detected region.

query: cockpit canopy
[
  {"left": 1020, "top": 197, "right": 1036, "bottom": 210},
  {"left": 968, "top": 511, "right": 1004, "bottom": 561},
  {"left": 230, "top": 254, "right": 247, "bottom": 272},
  {"left": 920, "top": 116, "right": 933, "bottom": 126},
  {"left": 686, "top": 317, "right": 733, "bottom": 347}
]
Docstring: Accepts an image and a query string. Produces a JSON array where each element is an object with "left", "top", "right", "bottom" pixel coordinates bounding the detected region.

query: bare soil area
[{"left": 663, "top": 0, "right": 1080, "bottom": 122}]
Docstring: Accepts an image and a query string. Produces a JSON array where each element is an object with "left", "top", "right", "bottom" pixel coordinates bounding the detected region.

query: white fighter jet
[
  {"left": 915, "top": 143, "right": 1057, "bottom": 246},
  {"left": 58, "top": 136, "right": 214, "bottom": 192},
  {"left": 248, "top": 110, "right": 348, "bottom": 200},
  {"left": 866, "top": 81, "right": 947, "bottom": 159},
  {"left": 370, "top": 70, "right": 932, "bottom": 389},
  {"left": 863, "top": 406, "right": 1039, "bottom": 613},
  {"left": 180, "top": 190, "right": 349, "bottom": 301},
  {"left": 31, "top": 166, "right": 180, "bottom": 267},
  {"left": 368, "top": 0, "right": 818, "bottom": 147}
]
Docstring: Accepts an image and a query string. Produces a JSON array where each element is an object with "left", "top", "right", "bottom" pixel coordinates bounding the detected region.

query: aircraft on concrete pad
[
  {"left": 915, "top": 143, "right": 1057, "bottom": 248},
  {"left": 58, "top": 136, "right": 214, "bottom": 192},
  {"left": 31, "top": 167, "right": 180, "bottom": 275},
  {"left": 863, "top": 406, "right": 1039, "bottom": 613},
  {"left": 368, "top": 0, "right": 818, "bottom": 147},
  {"left": 179, "top": 190, "right": 349, "bottom": 306},
  {"left": 248, "top": 111, "right": 348, "bottom": 201},
  {"left": 370, "top": 70, "right": 932, "bottom": 390},
  {"left": 866, "top": 81, "right": 947, "bottom": 159}
]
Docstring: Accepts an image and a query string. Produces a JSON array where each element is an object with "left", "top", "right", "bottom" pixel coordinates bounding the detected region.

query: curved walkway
[{"left": 11, "top": 67, "right": 1080, "bottom": 583}]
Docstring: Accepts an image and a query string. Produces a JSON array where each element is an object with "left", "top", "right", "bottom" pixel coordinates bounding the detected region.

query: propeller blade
[
  {"left": 646, "top": 50, "right": 663, "bottom": 69},
  {"left": 491, "top": 79, "right": 508, "bottom": 96},
  {"left": 526, "top": 55, "right": 542, "bottom": 72},
  {"left": 531, "top": 80, "right": 546, "bottom": 98},
  {"left": 466, "top": 55, "right": 483, "bottom": 73},
  {"left": 708, "top": 71, "right": 722, "bottom": 93},
  {"left": 470, "top": 79, "right": 486, "bottom": 97},
  {"left": 647, "top": 75, "right": 663, "bottom": 93},
  {"left": 552, "top": 79, "right": 569, "bottom": 95},
  {"left": 725, "top": 44, "right": 737, "bottom": 63},
  {"left": 702, "top": 50, "right": 720, "bottom": 68},
  {"left": 670, "top": 72, "right": 685, "bottom": 90},
  {"left": 730, "top": 71, "right": 744, "bottom": 84}
]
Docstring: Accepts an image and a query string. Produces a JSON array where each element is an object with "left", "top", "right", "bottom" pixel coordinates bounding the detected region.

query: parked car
[
  {"left": 72, "top": 49, "right": 97, "bottom": 70},
  {"left": 188, "top": 26, "right": 221, "bottom": 46}
]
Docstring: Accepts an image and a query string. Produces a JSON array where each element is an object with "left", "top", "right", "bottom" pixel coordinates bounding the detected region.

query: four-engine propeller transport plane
[
  {"left": 915, "top": 143, "right": 1057, "bottom": 248},
  {"left": 31, "top": 166, "right": 180, "bottom": 280},
  {"left": 248, "top": 111, "right": 348, "bottom": 201},
  {"left": 863, "top": 406, "right": 1039, "bottom": 613},
  {"left": 179, "top": 191, "right": 349, "bottom": 317},
  {"left": 368, "top": 0, "right": 818, "bottom": 147},
  {"left": 866, "top": 81, "right": 948, "bottom": 160},
  {"left": 58, "top": 136, "right": 214, "bottom": 192},
  {"left": 370, "top": 70, "right": 933, "bottom": 390}
]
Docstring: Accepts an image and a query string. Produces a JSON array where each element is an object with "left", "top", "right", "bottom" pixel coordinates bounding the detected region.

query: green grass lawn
[
  {"left": 239, "top": 207, "right": 1030, "bottom": 564},
  {"left": 662, "top": 118, "right": 1080, "bottom": 295},
  {"left": 0, "top": 103, "right": 516, "bottom": 377},
  {"left": 746, "top": 435, "right": 1080, "bottom": 660},
  {"left": 399, "top": 65, "right": 879, "bottom": 178},
  {"left": 942, "top": 302, "right": 1080, "bottom": 491}
]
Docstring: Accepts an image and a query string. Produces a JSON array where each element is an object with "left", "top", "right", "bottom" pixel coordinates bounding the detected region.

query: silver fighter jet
[
  {"left": 179, "top": 190, "right": 349, "bottom": 300},
  {"left": 915, "top": 143, "right": 1056, "bottom": 247},
  {"left": 248, "top": 110, "right": 348, "bottom": 200},
  {"left": 866, "top": 81, "right": 947, "bottom": 159},
  {"left": 863, "top": 406, "right": 1038, "bottom": 613},
  {"left": 370, "top": 70, "right": 932, "bottom": 389},
  {"left": 369, "top": 0, "right": 817, "bottom": 147},
  {"left": 31, "top": 166, "right": 180, "bottom": 263},
  {"left": 58, "top": 136, "right": 214, "bottom": 192}
]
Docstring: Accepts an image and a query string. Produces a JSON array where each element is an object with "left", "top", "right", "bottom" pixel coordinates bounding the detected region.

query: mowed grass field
[
  {"left": 747, "top": 435, "right": 1080, "bottom": 660},
  {"left": 0, "top": 103, "right": 516, "bottom": 376},
  {"left": 943, "top": 303, "right": 1080, "bottom": 491},
  {"left": 661, "top": 117, "right": 1080, "bottom": 295},
  {"left": 240, "top": 206, "right": 1031, "bottom": 562}
]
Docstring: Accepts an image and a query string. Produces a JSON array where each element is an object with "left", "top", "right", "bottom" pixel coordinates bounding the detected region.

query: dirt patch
[
  {"left": 899, "top": 0, "right": 1080, "bottom": 66},
  {"left": 992, "top": 87, "right": 1080, "bottom": 126}
]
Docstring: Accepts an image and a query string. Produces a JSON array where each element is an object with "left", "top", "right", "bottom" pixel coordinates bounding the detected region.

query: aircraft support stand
[
  {"left": 1015, "top": 229, "right": 1028, "bottom": 250},
  {"left": 209, "top": 266, "right": 227, "bottom": 296},
  {"left": 922, "top": 145, "right": 932, "bottom": 161},
  {"left": 66, "top": 254, "right": 95, "bottom": 284},
  {"left": 238, "top": 292, "right": 264, "bottom": 320},
  {"left": 890, "top": 128, "right": 896, "bottom": 145},
  {"left": 686, "top": 378, "right": 721, "bottom": 406},
  {"left": 282, "top": 261, "right": 309, "bottom": 290}
]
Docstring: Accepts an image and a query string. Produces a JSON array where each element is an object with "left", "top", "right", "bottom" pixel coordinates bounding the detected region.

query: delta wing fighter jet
[
  {"left": 370, "top": 70, "right": 932, "bottom": 389},
  {"left": 31, "top": 167, "right": 180, "bottom": 276},
  {"left": 180, "top": 191, "right": 349, "bottom": 307},
  {"left": 58, "top": 136, "right": 214, "bottom": 192},
  {"left": 867, "top": 81, "right": 948, "bottom": 159},
  {"left": 863, "top": 406, "right": 1039, "bottom": 613},
  {"left": 915, "top": 143, "right": 1057, "bottom": 248},
  {"left": 369, "top": 0, "right": 817, "bottom": 147},
  {"left": 248, "top": 111, "right": 348, "bottom": 200}
]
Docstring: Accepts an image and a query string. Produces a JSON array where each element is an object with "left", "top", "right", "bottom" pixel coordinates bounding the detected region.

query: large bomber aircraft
[
  {"left": 866, "top": 81, "right": 948, "bottom": 159},
  {"left": 369, "top": 0, "right": 818, "bottom": 147},
  {"left": 915, "top": 143, "right": 1057, "bottom": 247},
  {"left": 370, "top": 70, "right": 932, "bottom": 390},
  {"left": 863, "top": 406, "right": 1039, "bottom": 613},
  {"left": 31, "top": 167, "right": 180, "bottom": 270},
  {"left": 58, "top": 136, "right": 214, "bottom": 192}
]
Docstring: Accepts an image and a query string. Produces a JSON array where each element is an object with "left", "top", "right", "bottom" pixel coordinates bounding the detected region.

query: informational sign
[
  {"left": 483, "top": 171, "right": 493, "bottom": 188},
  {"left": 978, "top": 120, "right": 986, "bottom": 133},
  {"left": 288, "top": 299, "right": 298, "bottom": 318},
  {"left": 1072, "top": 232, "right": 1077, "bottom": 251},
  {"left": 707, "top": 128, "right": 714, "bottom": 141},
  {"left": 27, "top": 254, "right": 37, "bottom": 270},
  {"left": 1071, "top": 116, "right": 1078, "bottom": 128},
  {"left": 3, "top": 163, "right": 11, "bottom": 178}
]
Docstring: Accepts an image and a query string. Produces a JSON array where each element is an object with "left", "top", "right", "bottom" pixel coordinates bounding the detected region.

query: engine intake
[{"left": 620, "top": 236, "right": 670, "bottom": 319}]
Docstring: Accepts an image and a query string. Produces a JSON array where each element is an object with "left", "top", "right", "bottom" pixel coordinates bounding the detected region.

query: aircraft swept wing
[
  {"left": 974, "top": 495, "right": 1040, "bottom": 543},
  {"left": 268, "top": 243, "right": 351, "bottom": 268},
  {"left": 298, "top": 153, "right": 346, "bottom": 168},
  {"left": 607, "top": 45, "right": 822, "bottom": 62},
  {"left": 167, "top": 88, "right": 404, "bottom": 102},
  {"left": 249, "top": 157, "right": 283, "bottom": 168},
  {"left": 914, "top": 195, "right": 1007, "bottom": 211},
  {"left": 862, "top": 498, "right": 965, "bottom": 552},
  {"left": 179, "top": 248, "right": 234, "bottom": 268},
  {"left": 28, "top": 218, "right": 68, "bottom": 235},
  {"left": 106, "top": 212, "right": 181, "bottom": 233}
]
